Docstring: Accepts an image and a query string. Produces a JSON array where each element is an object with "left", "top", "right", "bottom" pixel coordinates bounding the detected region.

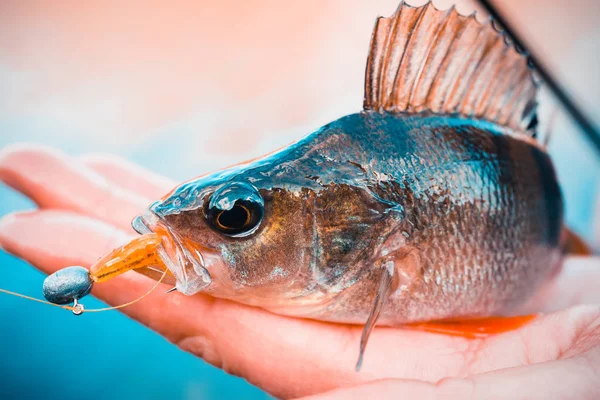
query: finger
[
  {"left": 0, "top": 143, "right": 150, "bottom": 231},
  {"left": 80, "top": 153, "right": 175, "bottom": 200},
  {"left": 520, "top": 256, "right": 600, "bottom": 313}
]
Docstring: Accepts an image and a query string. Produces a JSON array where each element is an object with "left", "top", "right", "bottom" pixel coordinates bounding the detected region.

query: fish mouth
[{"left": 132, "top": 211, "right": 212, "bottom": 295}]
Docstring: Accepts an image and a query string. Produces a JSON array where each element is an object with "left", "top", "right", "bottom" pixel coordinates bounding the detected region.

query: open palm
[{"left": 0, "top": 144, "right": 599, "bottom": 399}]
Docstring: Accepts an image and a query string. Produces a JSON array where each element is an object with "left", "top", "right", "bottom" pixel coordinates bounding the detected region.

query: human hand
[{"left": 0, "top": 144, "right": 599, "bottom": 399}]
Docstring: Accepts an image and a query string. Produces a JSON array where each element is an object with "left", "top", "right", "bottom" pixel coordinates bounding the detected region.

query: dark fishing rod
[{"left": 477, "top": 0, "right": 600, "bottom": 154}]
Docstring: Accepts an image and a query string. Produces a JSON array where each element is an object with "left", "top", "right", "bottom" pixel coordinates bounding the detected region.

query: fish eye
[{"left": 206, "top": 182, "right": 264, "bottom": 237}]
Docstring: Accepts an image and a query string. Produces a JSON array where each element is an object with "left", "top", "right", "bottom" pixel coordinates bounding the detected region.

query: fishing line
[
  {"left": 86, "top": 268, "right": 168, "bottom": 313},
  {"left": 0, "top": 268, "right": 168, "bottom": 315},
  {"left": 0, "top": 288, "right": 72, "bottom": 310}
]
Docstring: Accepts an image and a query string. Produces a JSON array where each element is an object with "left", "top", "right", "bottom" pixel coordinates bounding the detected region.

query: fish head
[
  {"left": 131, "top": 126, "right": 397, "bottom": 314},
  {"left": 133, "top": 172, "right": 319, "bottom": 306}
]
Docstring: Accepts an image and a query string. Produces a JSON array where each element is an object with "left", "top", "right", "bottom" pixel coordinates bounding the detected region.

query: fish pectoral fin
[
  {"left": 407, "top": 315, "right": 538, "bottom": 338},
  {"left": 356, "top": 256, "right": 397, "bottom": 372}
]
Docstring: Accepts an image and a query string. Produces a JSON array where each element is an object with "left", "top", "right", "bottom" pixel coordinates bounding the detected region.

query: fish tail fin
[{"left": 364, "top": 1, "right": 538, "bottom": 135}]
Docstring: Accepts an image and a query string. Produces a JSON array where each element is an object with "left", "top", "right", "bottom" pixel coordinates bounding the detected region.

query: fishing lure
[{"left": 4, "top": 1, "right": 569, "bottom": 369}]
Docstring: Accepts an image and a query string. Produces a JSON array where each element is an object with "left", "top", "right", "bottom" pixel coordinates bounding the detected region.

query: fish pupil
[{"left": 217, "top": 204, "right": 250, "bottom": 230}]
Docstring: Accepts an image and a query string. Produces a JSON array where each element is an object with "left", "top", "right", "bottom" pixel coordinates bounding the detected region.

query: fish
[{"left": 39, "top": 1, "right": 567, "bottom": 368}]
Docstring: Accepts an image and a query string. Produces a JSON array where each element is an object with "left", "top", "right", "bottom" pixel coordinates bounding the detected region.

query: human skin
[{"left": 0, "top": 144, "right": 599, "bottom": 399}]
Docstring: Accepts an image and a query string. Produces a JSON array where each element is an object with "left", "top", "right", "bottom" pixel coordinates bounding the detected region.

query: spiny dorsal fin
[{"left": 364, "top": 1, "right": 538, "bottom": 134}]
